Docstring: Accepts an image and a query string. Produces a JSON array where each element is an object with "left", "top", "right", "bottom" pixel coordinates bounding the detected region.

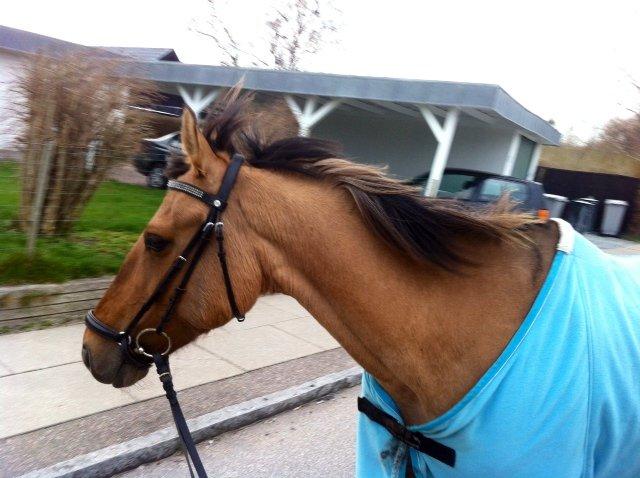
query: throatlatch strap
[
  {"left": 154, "top": 354, "right": 208, "bottom": 478},
  {"left": 357, "top": 396, "right": 456, "bottom": 468},
  {"left": 214, "top": 221, "right": 244, "bottom": 321}
]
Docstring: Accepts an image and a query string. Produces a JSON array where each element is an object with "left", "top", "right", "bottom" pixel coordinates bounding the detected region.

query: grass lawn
[{"left": 0, "top": 161, "right": 165, "bottom": 285}]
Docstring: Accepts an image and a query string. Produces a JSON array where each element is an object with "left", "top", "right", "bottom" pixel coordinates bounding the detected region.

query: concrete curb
[{"left": 19, "top": 367, "right": 362, "bottom": 478}]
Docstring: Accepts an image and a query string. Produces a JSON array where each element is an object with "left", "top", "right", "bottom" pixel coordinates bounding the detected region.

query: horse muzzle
[{"left": 82, "top": 312, "right": 152, "bottom": 387}]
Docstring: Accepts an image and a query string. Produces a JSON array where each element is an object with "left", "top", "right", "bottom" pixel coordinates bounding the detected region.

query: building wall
[
  {"left": 312, "top": 108, "right": 437, "bottom": 179},
  {"left": 0, "top": 50, "right": 25, "bottom": 155},
  {"left": 446, "top": 124, "right": 515, "bottom": 174},
  {"left": 314, "top": 109, "right": 518, "bottom": 180}
]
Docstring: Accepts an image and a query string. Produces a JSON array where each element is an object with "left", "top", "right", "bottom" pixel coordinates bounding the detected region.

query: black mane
[{"left": 173, "top": 87, "right": 534, "bottom": 270}]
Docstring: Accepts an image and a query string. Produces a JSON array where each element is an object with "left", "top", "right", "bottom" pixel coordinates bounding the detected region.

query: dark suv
[
  {"left": 410, "top": 169, "right": 548, "bottom": 218},
  {"left": 133, "top": 132, "right": 182, "bottom": 188}
]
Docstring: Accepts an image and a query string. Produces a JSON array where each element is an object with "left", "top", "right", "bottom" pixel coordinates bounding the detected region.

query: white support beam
[
  {"left": 285, "top": 95, "right": 303, "bottom": 117},
  {"left": 502, "top": 131, "right": 522, "bottom": 176},
  {"left": 419, "top": 106, "right": 446, "bottom": 142},
  {"left": 303, "top": 96, "right": 317, "bottom": 117},
  {"left": 285, "top": 95, "right": 341, "bottom": 136},
  {"left": 198, "top": 89, "right": 220, "bottom": 113},
  {"left": 418, "top": 107, "right": 460, "bottom": 197},
  {"left": 526, "top": 143, "right": 543, "bottom": 180},
  {"left": 177, "top": 85, "right": 220, "bottom": 116},
  {"left": 307, "top": 100, "right": 341, "bottom": 128},
  {"left": 177, "top": 85, "right": 193, "bottom": 110},
  {"left": 285, "top": 95, "right": 306, "bottom": 135}
]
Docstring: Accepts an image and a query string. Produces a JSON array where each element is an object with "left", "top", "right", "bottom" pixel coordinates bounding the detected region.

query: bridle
[{"left": 84, "top": 153, "right": 246, "bottom": 478}]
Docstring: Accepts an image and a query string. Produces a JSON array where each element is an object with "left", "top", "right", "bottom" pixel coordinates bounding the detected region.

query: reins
[{"left": 85, "top": 153, "right": 247, "bottom": 478}]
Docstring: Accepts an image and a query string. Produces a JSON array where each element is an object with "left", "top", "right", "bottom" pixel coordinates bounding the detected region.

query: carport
[{"left": 122, "top": 62, "right": 560, "bottom": 196}]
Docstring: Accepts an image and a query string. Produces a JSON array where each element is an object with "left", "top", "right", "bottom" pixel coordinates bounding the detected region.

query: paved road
[{"left": 118, "top": 386, "right": 359, "bottom": 478}]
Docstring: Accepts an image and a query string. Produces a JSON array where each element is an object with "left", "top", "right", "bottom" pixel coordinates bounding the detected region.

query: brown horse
[{"left": 82, "top": 90, "right": 558, "bottom": 431}]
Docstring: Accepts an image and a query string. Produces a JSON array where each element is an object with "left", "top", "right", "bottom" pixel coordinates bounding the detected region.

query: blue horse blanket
[{"left": 357, "top": 220, "right": 640, "bottom": 477}]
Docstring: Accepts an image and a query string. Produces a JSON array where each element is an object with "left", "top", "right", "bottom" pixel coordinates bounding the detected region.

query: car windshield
[
  {"left": 477, "top": 178, "right": 527, "bottom": 203},
  {"left": 437, "top": 173, "right": 481, "bottom": 199}
]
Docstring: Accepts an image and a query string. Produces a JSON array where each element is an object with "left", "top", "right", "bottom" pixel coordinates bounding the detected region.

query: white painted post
[
  {"left": 418, "top": 106, "right": 459, "bottom": 197},
  {"left": 177, "top": 85, "right": 219, "bottom": 116},
  {"left": 285, "top": 95, "right": 341, "bottom": 137},
  {"left": 302, "top": 96, "right": 317, "bottom": 118},
  {"left": 502, "top": 131, "right": 522, "bottom": 176},
  {"left": 526, "top": 143, "right": 543, "bottom": 180},
  {"left": 197, "top": 89, "right": 220, "bottom": 114},
  {"left": 307, "top": 100, "right": 341, "bottom": 131},
  {"left": 285, "top": 95, "right": 306, "bottom": 135}
]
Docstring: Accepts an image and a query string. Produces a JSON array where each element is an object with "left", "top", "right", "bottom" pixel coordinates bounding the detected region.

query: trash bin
[
  {"left": 600, "top": 199, "right": 629, "bottom": 237},
  {"left": 567, "top": 198, "right": 598, "bottom": 233},
  {"left": 543, "top": 194, "right": 569, "bottom": 218}
]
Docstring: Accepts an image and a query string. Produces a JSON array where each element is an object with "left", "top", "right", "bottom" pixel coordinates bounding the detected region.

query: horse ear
[{"left": 181, "top": 106, "right": 207, "bottom": 175}]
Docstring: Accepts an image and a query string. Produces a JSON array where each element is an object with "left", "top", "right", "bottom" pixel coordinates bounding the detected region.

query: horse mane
[{"left": 175, "top": 87, "right": 536, "bottom": 270}]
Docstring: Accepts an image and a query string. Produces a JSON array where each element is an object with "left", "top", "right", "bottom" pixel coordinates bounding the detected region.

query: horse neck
[{"left": 240, "top": 169, "right": 556, "bottom": 424}]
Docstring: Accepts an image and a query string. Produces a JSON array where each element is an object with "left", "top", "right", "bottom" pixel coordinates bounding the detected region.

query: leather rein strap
[{"left": 85, "top": 153, "right": 247, "bottom": 478}]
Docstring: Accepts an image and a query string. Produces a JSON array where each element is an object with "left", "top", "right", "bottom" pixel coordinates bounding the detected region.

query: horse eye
[{"left": 144, "top": 233, "right": 170, "bottom": 252}]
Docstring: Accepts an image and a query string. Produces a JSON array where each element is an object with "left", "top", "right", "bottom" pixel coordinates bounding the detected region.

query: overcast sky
[{"left": 4, "top": 0, "right": 640, "bottom": 141}]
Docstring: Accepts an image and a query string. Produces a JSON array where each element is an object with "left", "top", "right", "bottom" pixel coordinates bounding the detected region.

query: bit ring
[{"left": 135, "top": 328, "right": 171, "bottom": 358}]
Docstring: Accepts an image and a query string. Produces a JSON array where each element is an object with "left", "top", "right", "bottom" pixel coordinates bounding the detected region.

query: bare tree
[
  {"left": 194, "top": 0, "right": 339, "bottom": 70},
  {"left": 595, "top": 115, "right": 640, "bottom": 158},
  {"left": 13, "top": 52, "right": 156, "bottom": 236},
  {"left": 589, "top": 82, "right": 640, "bottom": 158}
]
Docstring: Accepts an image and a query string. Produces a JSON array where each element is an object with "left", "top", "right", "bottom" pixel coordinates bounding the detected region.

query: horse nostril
[{"left": 82, "top": 344, "right": 91, "bottom": 369}]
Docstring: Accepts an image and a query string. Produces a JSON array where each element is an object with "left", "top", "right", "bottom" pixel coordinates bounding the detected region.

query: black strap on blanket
[
  {"left": 358, "top": 396, "right": 456, "bottom": 468},
  {"left": 154, "top": 354, "right": 208, "bottom": 478}
]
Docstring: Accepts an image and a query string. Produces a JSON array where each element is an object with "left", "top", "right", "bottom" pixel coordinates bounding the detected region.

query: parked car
[
  {"left": 133, "top": 132, "right": 182, "bottom": 188},
  {"left": 409, "top": 168, "right": 549, "bottom": 218}
]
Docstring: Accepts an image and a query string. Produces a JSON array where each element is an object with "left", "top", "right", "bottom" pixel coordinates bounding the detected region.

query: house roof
[
  {"left": 0, "top": 24, "right": 117, "bottom": 58},
  {"left": 97, "top": 47, "right": 179, "bottom": 62},
  {"left": 122, "top": 61, "right": 561, "bottom": 145},
  {"left": 0, "top": 25, "right": 179, "bottom": 62}
]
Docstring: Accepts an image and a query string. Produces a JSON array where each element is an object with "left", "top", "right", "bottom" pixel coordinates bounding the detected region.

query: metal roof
[{"left": 122, "top": 61, "right": 561, "bottom": 145}]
